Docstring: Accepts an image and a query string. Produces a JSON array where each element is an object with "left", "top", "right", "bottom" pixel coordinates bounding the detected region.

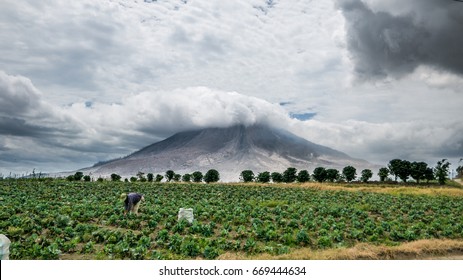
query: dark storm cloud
[
  {"left": 0, "top": 117, "right": 55, "bottom": 137},
  {"left": 336, "top": 0, "right": 463, "bottom": 79}
]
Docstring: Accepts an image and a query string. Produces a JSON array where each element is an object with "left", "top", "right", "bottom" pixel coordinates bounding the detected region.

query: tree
[
  {"left": 271, "top": 172, "right": 283, "bottom": 183},
  {"left": 297, "top": 170, "right": 310, "bottom": 183},
  {"left": 256, "top": 171, "right": 271, "bottom": 183},
  {"left": 435, "top": 159, "right": 450, "bottom": 185},
  {"left": 240, "top": 170, "right": 255, "bottom": 183},
  {"left": 409, "top": 161, "right": 428, "bottom": 184},
  {"left": 325, "top": 169, "right": 340, "bottom": 182},
  {"left": 165, "top": 170, "right": 175, "bottom": 182},
  {"left": 360, "top": 169, "right": 373, "bottom": 183},
  {"left": 388, "top": 159, "right": 402, "bottom": 181},
  {"left": 396, "top": 160, "right": 411, "bottom": 183},
  {"left": 378, "top": 167, "right": 389, "bottom": 182},
  {"left": 456, "top": 159, "right": 463, "bottom": 178},
  {"left": 282, "top": 167, "right": 297, "bottom": 183},
  {"left": 110, "top": 173, "right": 121, "bottom": 182},
  {"left": 312, "top": 167, "right": 327, "bottom": 183},
  {"left": 155, "top": 174, "right": 164, "bottom": 182},
  {"left": 147, "top": 173, "right": 154, "bottom": 182},
  {"left": 83, "top": 175, "right": 91, "bottom": 182},
  {"left": 424, "top": 167, "right": 435, "bottom": 183},
  {"left": 74, "top": 172, "right": 84, "bottom": 181},
  {"left": 342, "top": 166, "right": 357, "bottom": 182},
  {"left": 204, "top": 169, "right": 220, "bottom": 183},
  {"left": 130, "top": 176, "right": 137, "bottom": 182},
  {"left": 192, "top": 171, "right": 203, "bottom": 183},
  {"left": 173, "top": 174, "right": 181, "bottom": 182},
  {"left": 182, "top": 173, "right": 191, "bottom": 182},
  {"left": 137, "top": 171, "right": 145, "bottom": 181}
]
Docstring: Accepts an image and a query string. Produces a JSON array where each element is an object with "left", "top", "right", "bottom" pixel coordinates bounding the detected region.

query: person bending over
[{"left": 121, "top": 192, "right": 144, "bottom": 216}]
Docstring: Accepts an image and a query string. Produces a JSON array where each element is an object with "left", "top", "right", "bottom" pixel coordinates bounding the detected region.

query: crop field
[{"left": 1, "top": 180, "right": 463, "bottom": 260}]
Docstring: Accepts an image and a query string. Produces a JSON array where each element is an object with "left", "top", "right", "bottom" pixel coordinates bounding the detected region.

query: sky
[{"left": 0, "top": 0, "right": 462, "bottom": 176}]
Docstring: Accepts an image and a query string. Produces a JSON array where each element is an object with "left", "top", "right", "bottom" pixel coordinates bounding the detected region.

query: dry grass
[
  {"left": 218, "top": 239, "right": 463, "bottom": 260},
  {"left": 228, "top": 182, "right": 463, "bottom": 197}
]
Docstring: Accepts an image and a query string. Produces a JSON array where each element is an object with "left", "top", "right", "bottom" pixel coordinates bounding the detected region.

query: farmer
[{"left": 120, "top": 192, "right": 145, "bottom": 215}]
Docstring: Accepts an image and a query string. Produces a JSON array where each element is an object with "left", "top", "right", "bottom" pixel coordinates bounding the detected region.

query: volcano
[{"left": 81, "top": 124, "right": 370, "bottom": 181}]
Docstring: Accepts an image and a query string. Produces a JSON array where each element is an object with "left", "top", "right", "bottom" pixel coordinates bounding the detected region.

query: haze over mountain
[{"left": 81, "top": 124, "right": 371, "bottom": 181}]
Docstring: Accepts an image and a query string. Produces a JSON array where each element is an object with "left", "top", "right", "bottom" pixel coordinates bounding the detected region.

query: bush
[
  {"left": 240, "top": 170, "right": 255, "bottom": 182},
  {"left": 204, "top": 169, "right": 220, "bottom": 183},
  {"left": 192, "top": 171, "right": 203, "bottom": 183},
  {"left": 256, "top": 171, "right": 270, "bottom": 183}
]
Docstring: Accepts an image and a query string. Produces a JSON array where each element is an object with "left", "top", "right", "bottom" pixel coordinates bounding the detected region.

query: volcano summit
[{"left": 81, "top": 124, "right": 370, "bottom": 181}]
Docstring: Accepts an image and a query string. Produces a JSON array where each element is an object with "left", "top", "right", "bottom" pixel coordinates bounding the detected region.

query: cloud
[
  {"left": 66, "top": 87, "right": 291, "bottom": 138},
  {"left": 0, "top": 1, "right": 461, "bottom": 175},
  {"left": 336, "top": 0, "right": 463, "bottom": 80},
  {"left": 1, "top": 70, "right": 461, "bottom": 175},
  {"left": 289, "top": 119, "right": 463, "bottom": 164}
]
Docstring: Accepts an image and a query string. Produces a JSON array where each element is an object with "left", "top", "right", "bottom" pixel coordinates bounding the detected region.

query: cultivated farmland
[{"left": 1, "top": 180, "right": 463, "bottom": 259}]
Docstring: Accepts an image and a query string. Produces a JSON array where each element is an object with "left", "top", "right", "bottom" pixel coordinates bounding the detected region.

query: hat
[{"left": 120, "top": 193, "right": 127, "bottom": 200}]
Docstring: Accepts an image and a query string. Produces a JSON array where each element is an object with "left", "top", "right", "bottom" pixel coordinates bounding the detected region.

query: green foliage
[
  {"left": 271, "top": 172, "right": 283, "bottom": 183},
  {"left": 165, "top": 170, "right": 175, "bottom": 182},
  {"left": 256, "top": 171, "right": 271, "bottom": 183},
  {"left": 360, "top": 169, "right": 373, "bottom": 183},
  {"left": 83, "top": 175, "right": 91, "bottom": 182},
  {"left": 191, "top": 171, "right": 203, "bottom": 183},
  {"left": 435, "top": 159, "right": 450, "bottom": 185},
  {"left": 155, "top": 174, "right": 164, "bottom": 182},
  {"left": 182, "top": 174, "right": 191, "bottom": 182},
  {"left": 424, "top": 167, "right": 435, "bottom": 183},
  {"left": 312, "top": 167, "right": 327, "bottom": 183},
  {"left": 282, "top": 167, "right": 298, "bottom": 183},
  {"left": 74, "top": 172, "right": 84, "bottom": 181},
  {"left": 129, "top": 177, "right": 137, "bottom": 182},
  {"left": 204, "top": 169, "right": 220, "bottom": 183},
  {"left": 325, "top": 169, "right": 340, "bottom": 182},
  {"left": 147, "top": 173, "right": 154, "bottom": 182},
  {"left": 297, "top": 170, "right": 310, "bottom": 183},
  {"left": 378, "top": 167, "right": 389, "bottom": 182},
  {"left": 137, "top": 172, "right": 146, "bottom": 181},
  {"left": 410, "top": 162, "right": 428, "bottom": 183},
  {"left": 342, "top": 166, "right": 357, "bottom": 182},
  {"left": 2, "top": 179, "right": 463, "bottom": 260},
  {"left": 173, "top": 174, "right": 181, "bottom": 182},
  {"left": 388, "top": 159, "right": 412, "bottom": 182},
  {"left": 456, "top": 163, "right": 463, "bottom": 179},
  {"left": 111, "top": 173, "right": 121, "bottom": 182},
  {"left": 240, "top": 170, "right": 255, "bottom": 183}
]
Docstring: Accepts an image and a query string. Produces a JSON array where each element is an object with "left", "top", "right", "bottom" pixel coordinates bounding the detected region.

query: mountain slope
[{"left": 82, "top": 124, "right": 371, "bottom": 181}]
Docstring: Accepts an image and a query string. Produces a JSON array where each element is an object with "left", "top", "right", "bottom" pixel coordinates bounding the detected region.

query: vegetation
[
  {"left": 435, "top": 159, "right": 450, "bottom": 185},
  {"left": 360, "top": 169, "right": 373, "bottom": 183},
  {"left": 256, "top": 172, "right": 271, "bottom": 183},
  {"left": 1, "top": 179, "right": 462, "bottom": 260},
  {"left": 204, "top": 169, "right": 220, "bottom": 183},
  {"left": 312, "top": 167, "right": 327, "bottom": 183},
  {"left": 342, "top": 166, "right": 357, "bottom": 183},
  {"left": 282, "top": 167, "right": 297, "bottom": 183},
  {"left": 378, "top": 167, "right": 389, "bottom": 182},
  {"left": 240, "top": 170, "right": 255, "bottom": 183}
]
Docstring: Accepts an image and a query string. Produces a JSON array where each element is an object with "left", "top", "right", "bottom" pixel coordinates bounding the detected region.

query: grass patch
[{"left": 218, "top": 239, "right": 463, "bottom": 260}]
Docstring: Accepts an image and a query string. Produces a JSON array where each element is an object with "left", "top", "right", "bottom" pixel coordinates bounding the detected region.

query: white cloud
[{"left": 0, "top": 0, "right": 461, "bottom": 175}]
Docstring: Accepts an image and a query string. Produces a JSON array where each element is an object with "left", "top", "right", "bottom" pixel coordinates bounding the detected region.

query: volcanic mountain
[{"left": 82, "top": 125, "right": 370, "bottom": 181}]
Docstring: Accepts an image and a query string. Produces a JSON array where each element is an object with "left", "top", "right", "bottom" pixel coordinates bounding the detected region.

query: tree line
[
  {"left": 63, "top": 158, "right": 454, "bottom": 185},
  {"left": 239, "top": 158, "right": 453, "bottom": 185}
]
